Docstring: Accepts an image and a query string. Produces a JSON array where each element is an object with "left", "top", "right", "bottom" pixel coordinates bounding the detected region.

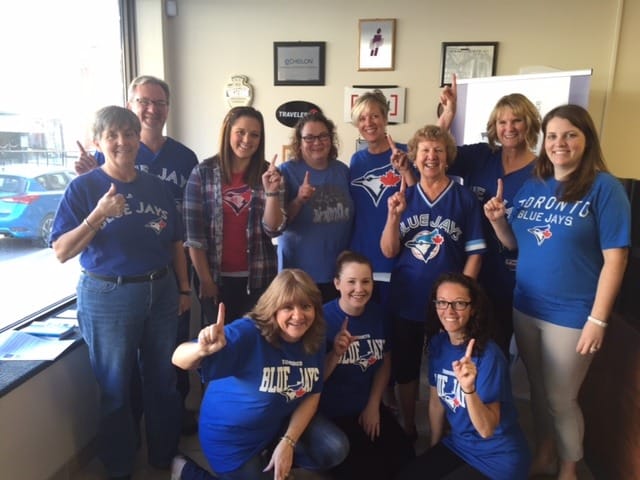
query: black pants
[
  {"left": 330, "top": 406, "right": 415, "bottom": 480},
  {"left": 395, "top": 442, "right": 488, "bottom": 479}
]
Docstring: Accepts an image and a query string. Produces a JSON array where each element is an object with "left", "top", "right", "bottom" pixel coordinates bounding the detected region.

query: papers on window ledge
[{"left": 0, "top": 310, "right": 79, "bottom": 361}]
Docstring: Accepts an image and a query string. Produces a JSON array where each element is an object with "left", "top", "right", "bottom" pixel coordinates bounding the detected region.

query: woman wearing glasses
[
  {"left": 380, "top": 125, "right": 485, "bottom": 442},
  {"left": 278, "top": 111, "right": 354, "bottom": 302},
  {"left": 397, "top": 273, "right": 530, "bottom": 479}
]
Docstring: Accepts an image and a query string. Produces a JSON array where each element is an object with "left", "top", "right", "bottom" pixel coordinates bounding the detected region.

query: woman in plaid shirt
[{"left": 183, "top": 106, "right": 285, "bottom": 323}]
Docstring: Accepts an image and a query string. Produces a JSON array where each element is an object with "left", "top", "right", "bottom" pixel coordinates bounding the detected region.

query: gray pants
[{"left": 513, "top": 309, "right": 593, "bottom": 461}]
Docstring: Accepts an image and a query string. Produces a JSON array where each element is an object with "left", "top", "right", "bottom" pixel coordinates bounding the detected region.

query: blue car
[{"left": 0, "top": 166, "right": 75, "bottom": 247}]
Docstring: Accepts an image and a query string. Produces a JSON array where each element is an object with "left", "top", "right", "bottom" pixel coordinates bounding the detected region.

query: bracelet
[
  {"left": 265, "top": 191, "right": 280, "bottom": 197},
  {"left": 83, "top": 217, "right": 98, "bottom": 232},
  {"left": 179, "top": 290, "right": 192, "bottom": 295},
  {"left": 461, "top": 386, "right": 476, "bottom": 395},
  {"left": 280, "top": 434, "right": 296, "bottom": 448},
  {"left": 587, "top": 315, "right": 608, "bottom": 328}
]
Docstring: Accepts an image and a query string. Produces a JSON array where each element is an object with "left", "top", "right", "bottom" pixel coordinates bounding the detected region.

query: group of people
[{"left": 50, "top": 73, "right": 630, "bottom": 480}]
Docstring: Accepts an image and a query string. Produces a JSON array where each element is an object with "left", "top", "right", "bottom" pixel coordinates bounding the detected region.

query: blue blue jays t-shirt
[
  {"left": 50, "top": 168, "right": 181, "bottom": 275},
  {"left": 389, "top": 181, "right": 486, "bottom": 322},
  {"left": 349, "top": 144, "right": 407, "bottom": 278},
  {"left": 198, "top": 318, "right": 324, "bottom": 474},
  {"left": 278, "top": 160, "right": 354, "bottom": 283},
  {"left": 509, "top": 172, "right": 630, "bottom": 328},
  {"left": 429, "top": 333, "right": 530, "bottom": 480},
  {"left": 95, "top": 137, "right": 197, "bottom": 212},
  {"left": 320, "top": 299, "right": 391, "bottom": 418},
  {"left": 449, "top": 143, "right": 534, "bottom": 297}
]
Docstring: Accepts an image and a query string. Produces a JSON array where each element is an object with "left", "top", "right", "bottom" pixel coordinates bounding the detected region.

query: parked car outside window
[{"left": 0, "top": 166, "right": 75, "bottom": 247}]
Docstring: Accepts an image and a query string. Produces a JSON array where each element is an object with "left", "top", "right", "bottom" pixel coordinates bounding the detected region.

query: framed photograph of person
[
  {"left": 358, "top": 19, "right": 396, "bottom": 71},
  {"left": 273, "top": 42, "right": 326, "bottom": 86},
  {"left": 440, "top": 42, "right": 498, "bottom": 86}
]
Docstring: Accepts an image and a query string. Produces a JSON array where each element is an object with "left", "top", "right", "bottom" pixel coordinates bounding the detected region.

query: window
[{"left": 0, "top": 0, "right": 129, "bottom": 330}]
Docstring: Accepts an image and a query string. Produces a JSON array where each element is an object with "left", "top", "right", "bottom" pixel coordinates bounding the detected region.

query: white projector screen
[{"left": 450, "top": 69, "right": 592, "bottom": 152}]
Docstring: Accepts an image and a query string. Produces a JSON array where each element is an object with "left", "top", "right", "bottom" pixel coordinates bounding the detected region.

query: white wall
[
  {"left": 0, "top": 345, "right": 99, "bottom": 479},
  {"left": 153, "top": 0, "right": 627, "bottom": 170}
]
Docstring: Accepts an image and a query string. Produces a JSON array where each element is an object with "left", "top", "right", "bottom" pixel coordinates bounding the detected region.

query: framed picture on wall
[
  {"left": 273, "top": 42, "right": 326, "bottom": 86},
  {"left": 358, "top": 19, "right": 395, "bottom": 71},
  {"left": 440, "top": 42, "right": 498, "bottom": 86}
]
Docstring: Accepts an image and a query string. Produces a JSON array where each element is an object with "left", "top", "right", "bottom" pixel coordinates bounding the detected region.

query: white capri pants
[{"left": 513, "top": 309, "right": 593, "bottom": 461}]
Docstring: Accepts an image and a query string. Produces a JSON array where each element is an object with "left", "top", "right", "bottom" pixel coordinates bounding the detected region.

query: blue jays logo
[
  {"left": 440, "top": 381, "right": 463, "bottom": 412},
  {"left": 223, "top": 185, "right": 251, "bottom": 215},
  {"left": 355, "top": 351, "right": 378, "bottom": 372},
  {"left": 351, "top": 165, "right": 401, "bottom": 207},
  {"left": 528, "top": 224, "right": 553, "bottom": 246},
  {"left": 406, "top": 228, "right": 444, "bottom": 263},
  {"left": 145, "top": 217, "right": 167, "bottom": 234},
  {"left": 278, "top": 380, "right": 308, "bottom": 402}
]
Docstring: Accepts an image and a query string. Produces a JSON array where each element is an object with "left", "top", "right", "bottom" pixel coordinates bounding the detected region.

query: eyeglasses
[
  {"left": 302, "top": 133, "right": 331, "bottom": 144},
  {"left": 133, "top": 98, "right": 168, "bottom": 108},
  {"left": 434, "top": 300, "right": 471, "bottom": 311}
]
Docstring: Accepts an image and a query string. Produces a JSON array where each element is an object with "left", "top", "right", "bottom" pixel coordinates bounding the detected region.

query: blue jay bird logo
[
  {"left": 279, "top": 380, "right": 308, "bottom": 402},
  {"left": 528, "top": 224, "right": 553, "bottom": 246},
  {"left": 145, "top": 217, "right": 167, "bottom": 234},
  {"left": 351, "top": 165, "right": 402, "bottom": 207},
  {"left": 223, "top": 186, "right": 251, "bottom": 215},
  {"left": 406, "top": 228, "right": 444, "bottom": 263}
]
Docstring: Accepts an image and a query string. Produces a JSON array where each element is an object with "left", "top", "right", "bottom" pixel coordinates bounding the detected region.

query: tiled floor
[{"left": 72, "top": 357, "right": 595, "bottom": 480}]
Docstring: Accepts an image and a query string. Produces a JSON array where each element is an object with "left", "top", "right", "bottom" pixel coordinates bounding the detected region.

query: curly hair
[
  {"left": 289, "top": 110, "right": 339, "bottom": 162},
  {"left": 426, "top": 272, "right": 492, "bottom": 356},
  {"left": 485, "top": 93, "right": 541, "bottom": 151},
  {"left": 407, "top": 125, "right": 457, "bottom": 165},
  {"left": 248, "top": 269, "right": 325, "bottom": 354}
]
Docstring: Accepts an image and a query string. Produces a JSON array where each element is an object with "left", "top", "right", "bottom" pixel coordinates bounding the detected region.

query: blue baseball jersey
[
  {"left": 429, "top": 333, "right": 530, "bottom": 480},
  {"left": 509, "top": 172, "right": 630, "bottom": 328},
  {"left": 389, "top": 181, "right": 486, "bottom": 321},
  {"left": 278, "top": 160, "right": 354, "bottom": 283},
  {"left": 349, "top": 144, "right": 407, "bottom": 279},
  {"left": 198, "top": 318, "right": 324, "bottom": 474},
  {"left": 320, "top": 299, "right": 391, "bottom": 418},
  {"left": 449, "top": 143, "right": 534, "bottom": 296},
  {"left": 50, "top": 168, "right": 182, "bottom": 275},
  {"left": 95, "top": 137, "right": 197, "bottom": 212}
]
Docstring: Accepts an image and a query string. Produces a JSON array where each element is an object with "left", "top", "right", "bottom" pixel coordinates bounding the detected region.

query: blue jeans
[
  {"left": 181, "top": 414, "right": 349, "bottom": 480},
  {"left": 77, "top": 271, "right": 182, "bottom": 477}
]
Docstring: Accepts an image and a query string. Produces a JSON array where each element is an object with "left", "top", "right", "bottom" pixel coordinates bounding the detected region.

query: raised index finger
[
  {"left": 495, "top": 178, "right": 504, "bottom": 202},
  {"left": 464, "top": 338, "right": 476, "bottom": 359},
  {"left": 303, "top": 171, "right": 311, "bottom": 185},
  {"left": 216, "top": 302, "right": 226, "bottom": 326},
  {"left": 270, "top": 154, "right": 278, "bottom": 168},
  {"left": 451, "top": 73, "right": 457, "bottom": 96},
  {"left": 399, "top": 176, "right": 406, "bottom": 194},
  {"left": 386, "top": 133, "right": 397, "bottom": 152},
  {"left": 76, "top": 140, "right": 87, "bottom": 155},
  {"left": 340, "top": 317, "right": 349, "bottom": 332}
]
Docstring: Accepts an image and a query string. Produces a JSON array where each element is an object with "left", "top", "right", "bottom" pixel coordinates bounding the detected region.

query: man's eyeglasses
[
  {"left": 434, "top": 300, "right": 472, "bottom": 311},
  {"left": 134, "top": 98, "right": 168, "bottom": 108},
  {"left": 302, "top": 133, "right": 331, "bottom": 144}
]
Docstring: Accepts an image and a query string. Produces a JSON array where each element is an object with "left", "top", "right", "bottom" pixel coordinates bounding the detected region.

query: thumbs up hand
[{"left": 97, "top": 182, "right": 126, "bottom": 218}]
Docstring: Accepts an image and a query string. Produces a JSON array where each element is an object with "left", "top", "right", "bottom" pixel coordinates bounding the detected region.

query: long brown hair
[
  {"left": 249, "top": 269, "right": 325, "bottom": 354},
  {"left": 534, "top": 104, "right": 609, "bottom": 202},
  {"left": 217, "top": 106, "right": 267, "bottom": 187}
]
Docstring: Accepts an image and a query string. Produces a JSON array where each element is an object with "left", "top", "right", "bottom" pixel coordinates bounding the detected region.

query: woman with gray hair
[{"left": 51, "top": 105, "right": 190, "bottom": 479}]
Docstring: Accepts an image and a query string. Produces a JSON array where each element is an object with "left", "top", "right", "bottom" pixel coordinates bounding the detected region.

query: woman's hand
[
  {"left": 452, "top": 339, "right": 477, "bottom": 394},
  {"left": 96, "top": 183, "right": 126, "bottom": 218},
  {"left": 576, "top": 320, "right": 606, "bottom": 356},
  {"left": 264, "top": 437, "right": 294, "bottom": 480},
  {"left": 198, "top": 277, "right": 219, "bottom": 305},
  {"left": 197, "top": 303, "right": 227, "bottom": 355},
  {"left": 483, "top": 179, "right": 507, "bottom": 222},
  {"left": 296, "top": 171, "right": 315, "bottom": 203},
  {"left": 359, "top": 402, "right": 381, "bottom": 441},
  {"left": 262, "top": 154, "right": 283, "bottom": 194},
  {"left": 387, "top": 177, "right": 407, "bottom": 218},
  {"left": 388, "top": 133, "right": 410, "bottom": 173},
  {"left": 74, "top": 140, "right": 98, "bottom": 174},
  {"left": 332, "top": 318, "right": 355, "bottom": 358}
]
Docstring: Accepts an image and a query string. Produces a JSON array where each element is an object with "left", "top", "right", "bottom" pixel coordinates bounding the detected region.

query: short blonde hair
[
  {"left": 350, "top": 90, "right": 389, "bottom": 125},
  {"left": 407, "top": 125, "right": 457, "bottom": 164}
]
